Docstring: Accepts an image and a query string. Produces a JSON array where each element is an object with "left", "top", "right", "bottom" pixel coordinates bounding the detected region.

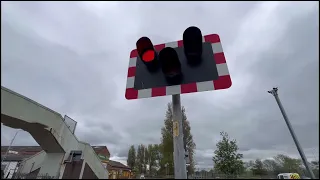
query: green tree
[
  {"left": 263, "top": 159, "right": 282, "bottom": 175},
  {"left": 311, "top": 160, "right": 319, "bottom": 178},
  {"left": 141, "top": 145, "right": 147, "bottom": 174},
  {"left": 155, "top": 143, "right": 164, "bottom": 175},
  {"left": 144, "top": 145, "right": 149, "bottom": 174},
  {"left": 274, "top": 154, "right": 302, "bottom": 173},
  {"left": 133, "top": 144, "right": 161, "bottom": 176},
  {"left": 136, "top": 144, "right": 146, "bottom": 174},
  {"left": 252, "top": 159, "right": 267, "bottom": 175},
  {"left": 145, "top": 144, "right": 159, "bottom": 176},
  {"left": 127, "top": 145, "right": 136, "bottom": 170},
  {"left": 159, "top": 102, "right": 196, "bottom": 175},
  {"left": 212, "top": 131, "right": 244, "bottom": 176},
  {"left": 182, "top": 107, "right": 196, "bottom": 174}
]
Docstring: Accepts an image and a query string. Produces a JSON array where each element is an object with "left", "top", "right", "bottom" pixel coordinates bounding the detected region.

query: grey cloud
[
  {"left": 132, "top": 2, "right": 260, "bottom": 47},
  {"left": 1, "top": 19, "right": 125, "bottom": 117},
  {"left": 75, "top": 120, "right": 121, "bottom": 146}
]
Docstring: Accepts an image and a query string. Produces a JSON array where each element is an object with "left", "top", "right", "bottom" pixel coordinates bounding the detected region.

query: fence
[
  {"left": 5, "top": 172, "right": 55, "bottom": 179},
  {"left": 132, "top": 174, "right": 276, "bottom": 179}
]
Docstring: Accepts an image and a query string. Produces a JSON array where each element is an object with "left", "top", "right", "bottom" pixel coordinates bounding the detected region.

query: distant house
[
  {"left": 107, "top": 160, "right": 132, "bottom": 179},
  {"left": 1, "top": 146, "right": 131, "bottom": 179},
  {"left": 92, "top": 146, "right": 132, "bottom": 179},
  {"left": 92, "top": 146, "right": 111, "bottom": 162}
]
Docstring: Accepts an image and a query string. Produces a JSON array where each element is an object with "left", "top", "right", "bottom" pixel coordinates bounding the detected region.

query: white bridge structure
[{"left": 1, "top": 86, "right": 108, "bottom": 179}]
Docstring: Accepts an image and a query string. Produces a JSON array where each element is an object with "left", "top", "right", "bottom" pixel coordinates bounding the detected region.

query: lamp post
[
  {"left": 268, "top": 87, "right": 315, "bottom": 179},
  {"left": 1, "top": 129, "right": 23, "bottom": 165}
]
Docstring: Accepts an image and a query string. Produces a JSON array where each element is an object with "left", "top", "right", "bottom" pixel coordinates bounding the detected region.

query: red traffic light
[
  {"left": 159, "top": 47, "right": 182, "bottom": 84},
  {"left": 136, "top": 37, "right": 156, "bottom": 63},
  {"left": 183, "top": 26, "right": 203, "bottom": 65},
  {"left": 142, "top": 50, "right": 155, "bottom": 62},
  {"left": 136, "top": 37, "right": 159, "bottom": 72}
]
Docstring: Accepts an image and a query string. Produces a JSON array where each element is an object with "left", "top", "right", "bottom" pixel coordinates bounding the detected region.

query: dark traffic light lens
[
  {"left": 183, "top": 26, "right": 203, "bottom": 65},
  {"left": 159, "top": 47, "right": 182, "bottom": 84}
]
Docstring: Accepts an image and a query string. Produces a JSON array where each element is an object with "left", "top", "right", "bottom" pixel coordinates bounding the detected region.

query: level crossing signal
[{"left": 125, "top": 26, "right": 232, "bottom": 100}]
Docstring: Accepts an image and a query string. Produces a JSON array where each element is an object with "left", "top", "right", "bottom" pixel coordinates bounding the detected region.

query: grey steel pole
[
  {"left": 268, "top": 88, "right": 316, "bottom": 179},
  {"left": 172, "top": 94, "right": 187, "bottom": 179},
  {"left": 1, "top": 130, "right": 22, "bottom": 174}
]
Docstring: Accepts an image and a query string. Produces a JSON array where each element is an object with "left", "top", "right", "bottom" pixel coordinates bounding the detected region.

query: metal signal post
[{"left": 172, "top": 94, "right": 187, "bottom": 179}]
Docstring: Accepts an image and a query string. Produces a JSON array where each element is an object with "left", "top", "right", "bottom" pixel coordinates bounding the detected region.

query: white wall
[
  {"left": 38, "top": 153, "right": 64, "bottom": 178},
  {"left": 59, "top": 120, "right": 80, "bottom": 154},
  {"left": 19, "top": 151, "right": 46, "bottom": 174}
]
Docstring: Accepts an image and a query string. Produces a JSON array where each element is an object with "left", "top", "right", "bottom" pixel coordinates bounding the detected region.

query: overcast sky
[{"left": 1, "top": 1, "right": 319, "bottom": 169}]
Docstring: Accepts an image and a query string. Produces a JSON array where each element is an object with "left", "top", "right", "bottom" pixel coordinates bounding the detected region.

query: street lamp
[
  {"left": 267, "top": 87, "right": 315, "bottom": 179},
  {"left": 1, "top": 129, "right": 23, "bottom": 164}
]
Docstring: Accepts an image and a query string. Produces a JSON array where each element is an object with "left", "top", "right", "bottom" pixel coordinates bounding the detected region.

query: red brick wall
[{"left": 94, "top": 147, "right": 110, "bottom": 160}]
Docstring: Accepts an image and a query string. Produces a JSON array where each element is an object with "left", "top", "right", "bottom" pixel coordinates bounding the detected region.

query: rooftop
[
  {"left": 108, "top": 160, "right": 130, "bottom": 170},
  {"left": 1, "top": 145, "right": 109, "bottom": 156},
  {"left": 1, "top": 146, "right": 128, "bottom": 170}
]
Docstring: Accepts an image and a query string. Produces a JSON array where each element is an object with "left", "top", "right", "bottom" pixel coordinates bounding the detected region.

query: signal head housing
[{"left": 183, "top": 26, "right": 203, "bottom": 66}]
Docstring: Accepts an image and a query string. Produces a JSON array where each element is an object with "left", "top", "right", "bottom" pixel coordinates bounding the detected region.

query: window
[
  {"left": 72, "top": 151, "right": 82, "bottom": 161},
  {"left": 278, "top": 175, "right": 284, "bottom": 179},
  {"left": 65, "top": 150, "right": 82, "bottom": 163}
]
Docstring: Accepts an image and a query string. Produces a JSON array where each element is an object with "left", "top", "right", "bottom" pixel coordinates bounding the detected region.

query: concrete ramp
[
  {"left": 1, "top": 86, "right": 108, "bottom": 179},
  {"left": 1, "top": 86, "right": 65, "bottom": 153}
]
